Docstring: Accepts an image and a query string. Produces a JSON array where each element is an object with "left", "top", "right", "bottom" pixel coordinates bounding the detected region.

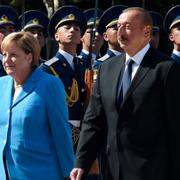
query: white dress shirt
[
  {"left": 122, "top": 43, "right": 150, "bottom": 96},
  {"left": 59, "top": 49, "right": 75, "bottom": 70}
]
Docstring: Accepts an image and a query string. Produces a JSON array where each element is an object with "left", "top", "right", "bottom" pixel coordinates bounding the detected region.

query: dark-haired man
[{"left": 70, "top": 7, "right": 180, "bottom": 180}]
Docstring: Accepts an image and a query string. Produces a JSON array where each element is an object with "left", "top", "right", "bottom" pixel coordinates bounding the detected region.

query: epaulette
[
  {"left": 97, "top": 54, "right": 110, "bottom": 62},
  {"left": 39, "top": 58, "right": 47, "bottom": 64},
  {"left": 44, "top": 57, "right": 59, "bottom": 66}
]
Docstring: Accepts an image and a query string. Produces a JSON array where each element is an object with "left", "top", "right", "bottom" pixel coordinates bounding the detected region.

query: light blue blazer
[{"left": 0, "top": 67, "right": 74, "bottom": 180}]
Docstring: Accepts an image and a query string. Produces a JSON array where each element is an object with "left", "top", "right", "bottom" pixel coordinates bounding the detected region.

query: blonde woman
[{"left": 0, "top": 31, "right": 74, "bottom": 180}]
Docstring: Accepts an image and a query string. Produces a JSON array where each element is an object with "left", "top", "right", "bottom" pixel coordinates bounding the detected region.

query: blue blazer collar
[{"left": 12, "top": 67, "right": 42, "bottom": 107}]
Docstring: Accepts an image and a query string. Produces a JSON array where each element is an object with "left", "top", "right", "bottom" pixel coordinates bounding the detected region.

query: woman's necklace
[
  {"left": 14, "top": 84, "right": 22, "bottom": 88},
  {"left": 14, "top": 83, "right": 23, "bottom": 89}
]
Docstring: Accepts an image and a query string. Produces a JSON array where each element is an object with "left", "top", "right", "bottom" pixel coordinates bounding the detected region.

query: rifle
[
  {"left": 85, "top": 0, "right": 98, "bottom": 104},
  {"left": 112, "top": 0, "right": 114, "bottom": 6},
  {"left": 84, "top": 0, "right": 100, "bottom": 176},
  {"left": 21, "top": 0, "right": 25, "bottom": 29}
]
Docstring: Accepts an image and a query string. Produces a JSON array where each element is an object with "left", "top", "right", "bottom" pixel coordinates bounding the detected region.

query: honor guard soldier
[
  {"left": 164, "top": 5, "right": 180, "bottom": 63},
  {"left": 79, "top": 8, "right": 104, "bottom": 71},
  {"left": 42, "top": 5, "right": 87, "bottom": 152},
  {"left": 94, "top": 5, "right": 127, "bottom": 71},
  {"left": 0, "top": 5, "right": 18, "bottom": 76},
  {"left": 19, "top": 10, "right": 49, "bottom": 63},
  {"left": 149, "top": 11, "right": 164, "bottom": 50}
]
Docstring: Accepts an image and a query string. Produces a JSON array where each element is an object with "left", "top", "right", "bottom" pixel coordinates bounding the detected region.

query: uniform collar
[
  {"left": 81, "top": 49, "right": 99, "bottom": 60},
  {"left": 172, "top": 49, "right": 180, "bottom": 57},
  {"left": 58, "top": 48, "right": 74, "bottom": 67},
  {"left": 108, "top": 48, "right": 122, "bottom": 56}
]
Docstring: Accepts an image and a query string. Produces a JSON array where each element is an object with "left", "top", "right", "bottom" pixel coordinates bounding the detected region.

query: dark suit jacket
[{"left": 75, "top": 47, "right": 180, "bottom": 180}]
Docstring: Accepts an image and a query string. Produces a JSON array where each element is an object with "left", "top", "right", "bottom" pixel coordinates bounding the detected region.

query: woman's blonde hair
[{"left": 1, "top": 31, "right": 41, "bottom": 66}]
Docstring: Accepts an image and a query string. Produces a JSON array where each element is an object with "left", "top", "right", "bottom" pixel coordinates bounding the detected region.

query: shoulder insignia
[
  {"left": 44, "top": 57, "right": 59, "bottom": 66},
  {"left": 40, "top": 58, "right": 46, "bottom": 64},
  {"left": 97, "top": 54, "right": 110, "bottom": 62}
]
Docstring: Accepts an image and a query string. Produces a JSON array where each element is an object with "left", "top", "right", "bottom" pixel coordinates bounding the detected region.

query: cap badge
[
  {"left": 1, "top": 15, "right": 8, "bottom": 22},
  {"left": 68, "top": 14, "right": 75, "bottom": 20},
  {"left": 32, "top": 18, "right": 39, "bottom": 25}
]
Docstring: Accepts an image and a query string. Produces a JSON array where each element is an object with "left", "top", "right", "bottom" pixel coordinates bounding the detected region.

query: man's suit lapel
[
  {"left": 12, "top": 67, "right": 41, "bottom": 108},
  {"left": 110, "top": 54, "right": 125, "bottom": 108},
  {"left": 120, "top": 48, "right": 153, "bottom": 108}
]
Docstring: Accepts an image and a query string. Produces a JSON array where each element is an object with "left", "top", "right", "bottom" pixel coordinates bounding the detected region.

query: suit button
[
  {"left": 5, "top": 124, "right": 8, "bottom": 128},
  {"left": 81, "top": 88, "right": 85, "bottom": 92},
  {"left": 62, "top": 63, "right": 67, "bottom": 67}
]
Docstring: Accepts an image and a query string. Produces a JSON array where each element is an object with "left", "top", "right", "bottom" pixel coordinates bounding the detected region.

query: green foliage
[{"left": 9, "top": 0, "right": 22, "bottom": 6}]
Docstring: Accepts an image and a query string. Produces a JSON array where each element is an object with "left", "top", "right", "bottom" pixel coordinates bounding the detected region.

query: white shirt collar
[
  {"left": 82, "top": 49, "right": 89, "bottom": 55},
  {"left": 59, "top": 49, "right": 74, "bottom": 68},
  {"left": 125, "top": 43, "right": 150, "bottom": 65},
  {"left": 173, "top": 49, "right": 180, "bottom": 57}
]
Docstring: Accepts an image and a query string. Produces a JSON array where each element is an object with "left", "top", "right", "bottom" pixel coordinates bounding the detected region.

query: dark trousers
[
  {"left": 83, "top": 174, "right": 100, "bottom": 180},
  {"left": 98, "top": 142, "right": 109, "bottom": 180},
  {"left": 3, "top": 155, "right": 9, "bottom": 180}
]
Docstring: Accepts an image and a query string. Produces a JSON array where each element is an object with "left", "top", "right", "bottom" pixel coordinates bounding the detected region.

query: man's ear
[
  {"left": 103, "top": 32, "right": 108, "bottom": 42},
  {"left": 144, "top": 25, "right": 151, "bottom": 37},
  {"left": 169, "top": 33, "right": 174, "bottom": 42},
  {"left": 81, "top": 36, "right": 84, "bottom": 43},
  {"left": 54, "top": 32, "right": 59, "bottom": 41}
]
